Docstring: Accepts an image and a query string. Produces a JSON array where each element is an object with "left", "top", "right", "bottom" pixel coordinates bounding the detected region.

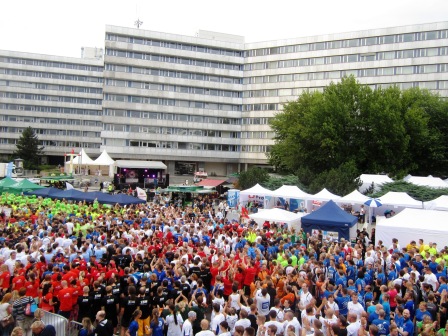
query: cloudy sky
[{"left": 1, "top": 0, "right": 447, "bottom": 58}]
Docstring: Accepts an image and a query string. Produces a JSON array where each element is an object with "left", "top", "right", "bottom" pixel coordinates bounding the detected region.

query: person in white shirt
[
  {"left": 298, "top": 284, "right": 313, "bottom": 313},
  {"left": 264, "top": 310, "right": 284, "bottom": 335},
  {"left": 210, "top": 304, "right": 225, "bottom": 334},
  {"left": 256, "top": 288, "right": 271, "bottom": 317},
  {"left": 347, "top": 294, "right": 364, "bottom": 320},
  {"left": 346, "top": 313, "right": 361, "bottom": 336},
  {"left": 234, "top": 310, "right": 251, "bottom": 330},
  {"left": 424, "top": 267, "right": 438, "bottom": 291},
  {"left": 319, "top": 308, "right": 338, "bottom": 336},
  {"left": 195, "top": 319, "right": 215, "bottom": 336},
  {"left": 4, "top": 251, "right": 16, "bottom": 275},
  {"left": 283, "top": 311, "right": 301, "bottom": 336},
  {"left": 181, "top": 311, "right": 196, "bottom": 336}
]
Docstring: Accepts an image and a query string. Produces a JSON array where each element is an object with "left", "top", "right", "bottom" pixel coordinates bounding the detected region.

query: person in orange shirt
[
  {"left": 280, "top": 285, "right": 297, "bottom": 306},
  {"left": 275, "top": 269, "right": 287, "bottom": 299}
]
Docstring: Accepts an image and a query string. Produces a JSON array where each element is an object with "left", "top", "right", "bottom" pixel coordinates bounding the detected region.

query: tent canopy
[
  {"left": 4, "top": 179, "right": 45, "bottom": 194},
  {"left": 378, "top": 191, "right": 422, "bottom": 208},
  {"left": 115, "top": 160, "right": 167, "bottom": 170},
  {"left": 70, "top": 149, "right": 95, "bottom": 165},
  {"left": 93, "top": 150, "right": 115, "bottom": 166},
  {"left": 359, "top": 174, "right": 393, "bottom": 193},
  {"left": 376, "top": 208, "right": 448, "bottom": 248},
  {"left": 195, "top": 179, "right": 226, "bottom": 187},
  {"left": 301, "top": 200, "right": 358, "bottom": 241},
  {"left": 310, "top": 188, "right": 341, "bottom": 201},
  {"left": 0, "top": 177, "right": 17, "bottom": 192},
  {"left": 337, "top": 190, "right": 370, "bottom": 204},
  {"left": 424, "top": 195, "right": 448, "bottom": 211},
  {"left": 404, "top": 175, "right": 448, "bottom": 189},
  {"left": 240, "top": 184, "right": 274, "bottom": 196},
  {"left": 249, "top": 208, "right": 305, "bottom": 230},
  {"left": 272, "top": 185, "right": 311, "bottom": 199},
  {"left": 25, "top": 187, "right": 63, "bottom": 198}
]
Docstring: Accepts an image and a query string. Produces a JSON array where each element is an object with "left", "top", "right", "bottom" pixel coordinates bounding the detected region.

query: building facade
[
  {"left": 1, "top": 22, "right": 448, "bottom": 173},
  {"left": 0, "top": 50, "right": 103, "bottom": 164}
]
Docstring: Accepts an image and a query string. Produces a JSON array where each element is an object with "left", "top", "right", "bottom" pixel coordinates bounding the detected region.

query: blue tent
[
  {"left": 301, "top": 200, "right": 358, "bottom": 241},
  {"left": 107, "top": 193, "right": 146, "bottom": 206},
  {"left": 26, "top": 187, "right": 63, "bottom": 198},
  {"left": 53, "top": 189, "right": 86, "bottom": 201}
]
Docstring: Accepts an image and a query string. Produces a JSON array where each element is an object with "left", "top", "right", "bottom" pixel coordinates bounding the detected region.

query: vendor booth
[
  {"left": 249, "top": 208, "right": 305, "bottom": 231},
  {"left": 358, "top": 174, "right": 393, "bottom": 193},
  {"left": 301, "top": 200, "right": 358, "bottom": 241},
  {"left": 424, "top": 195, "right": 448, "bottom": 211},
  {"left": 271, "top": 185, "right": 310, "bottom": 211},
  {"left": 376, "top": 208, "right": 448, "bottom": 248},
  {"left": 93, "top": 150, "right": 115, "bottom": 177},
  {"left": 240, "top": 184, "right": 274, "bottom": 209}
]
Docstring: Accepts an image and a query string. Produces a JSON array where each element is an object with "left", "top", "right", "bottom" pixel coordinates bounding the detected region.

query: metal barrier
[
  {"left": 68, "top": 320, "right": 83, "bottom": 336},
  {"left": 42, "top": 310, "right": 68, "bottom": 336}
]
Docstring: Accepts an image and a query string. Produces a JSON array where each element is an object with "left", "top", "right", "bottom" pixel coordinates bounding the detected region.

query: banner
[
  {"left": 227, "top": 189, "right": 240, "bottom": 208},
  {"left": 136, "top": 187, "right": 147, "bottom": 201}
]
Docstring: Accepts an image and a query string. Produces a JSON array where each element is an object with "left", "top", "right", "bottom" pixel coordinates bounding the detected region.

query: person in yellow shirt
[{"left": 406, "top": 240, "right": 417, "bottom": 252}]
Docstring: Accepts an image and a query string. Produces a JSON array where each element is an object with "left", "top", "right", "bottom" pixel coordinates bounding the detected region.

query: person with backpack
[{"left": 12, "top": 287, "right": 35, "bottom": 335}]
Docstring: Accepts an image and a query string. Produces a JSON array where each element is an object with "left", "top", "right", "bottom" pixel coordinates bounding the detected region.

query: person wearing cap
[{"left": 181, "top": 311, "right": 196, "bottom": 336}]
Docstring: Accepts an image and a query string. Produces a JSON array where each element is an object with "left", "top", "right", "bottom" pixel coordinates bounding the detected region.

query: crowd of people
[{"left": 0, "top": 192, "right": 447, "bottom": 336}]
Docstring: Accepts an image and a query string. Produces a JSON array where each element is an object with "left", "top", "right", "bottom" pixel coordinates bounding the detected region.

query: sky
[{"left": 1, "top": 0, "right": 448, "bottom": 58}]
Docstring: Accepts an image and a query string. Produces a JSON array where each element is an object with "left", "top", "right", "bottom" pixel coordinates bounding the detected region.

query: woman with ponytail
[
  {"left": 150, "top": 308, "right": 164, "bottom": 336},
  {"left": 125, "top": 309, "right": 141, "bottom": 336},
  {"left": 165, "top": 304, "right": 183, "bottom": 336}
]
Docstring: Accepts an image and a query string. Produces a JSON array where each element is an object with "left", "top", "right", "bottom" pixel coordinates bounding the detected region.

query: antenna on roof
[{"left": 134, "top": 18, "right": 143, "bottom": 29}]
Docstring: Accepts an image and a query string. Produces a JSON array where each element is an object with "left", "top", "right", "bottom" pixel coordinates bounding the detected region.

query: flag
[
  {"left": 241, "top": 207, "right": 249, "bottom": 219},
  {"left": 136, "top": 187, "right": 147, "bottom": 201},
  {"left": 66, "top": 182, "right": 74, "bottom": 190}
]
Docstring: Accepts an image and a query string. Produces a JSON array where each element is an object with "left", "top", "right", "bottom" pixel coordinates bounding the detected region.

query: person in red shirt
[
  {"left": 0, "top": 265, "right": 11, "bottom": 294},
  {"left": 57, "top": 280, "right": 74, "bottom": 319},
  {"left": 12, "top": 271, "right": 26, "bottom": 291},
  {"left": 40, "top": 283, "right": 55, "bottom": 313},
  {"left": 242, "top": 258, "right": 258, "bottom": 296},
  {"left": 24, "top": 272, "right": 40, "bottom": 299},
  {"left": 52, "top": 274, "right": 63, "bottom": 297}
]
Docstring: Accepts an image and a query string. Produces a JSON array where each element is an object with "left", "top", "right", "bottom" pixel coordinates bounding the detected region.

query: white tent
[
  {"left": 94, "top": 150, "right": 115, "bottom": 166},
  {"left": 249, "top": 208, "right": 305, "bottom": 231},
  {"left": 404, "top": 175, "right": 448, "bottom": 189},
  {"left": 272, "top": 185, "right": 311, "bottom": 199},
  {"left": 379, "top": 191, "right": 422, "bottom": 208},
  {"left": 310, "top": 188, "right": 341, "bottom": 201},
  {"left": 376, "top": 208, "right": 448, "bottom": 248},
  {"left": 424, "top": 195, "right": 448, "bottom": 211},
  {"left": 70, "top": 149, "right": 95, "bottom": 165},
  {"left": 93, "top": 150, "right": 115, "bottom": 177},
  {"left": 337, "top": 190, "right": 370, "bottom": 204},
  {"left": 358, "top": 174, "right": 393, "bottom": 193},
  {"left": 240, "top": 184, "right": 274, "bottom": 196},
  {"left": 240, "top": 184, "right": 274, "bottom": 209}
]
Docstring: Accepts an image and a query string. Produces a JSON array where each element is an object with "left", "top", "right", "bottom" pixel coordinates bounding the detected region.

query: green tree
[
  {"left": 261, "top": 174, "right": 307, "bottom": 191},
  {"left": 236, "top": 167, "right": 269, "bottom": 190},
  {"left": 13, "top": 127, "right": 45, "bottom": 170},
  {"left": 269, "top": 76, "right": 448, "bottom": 192}
]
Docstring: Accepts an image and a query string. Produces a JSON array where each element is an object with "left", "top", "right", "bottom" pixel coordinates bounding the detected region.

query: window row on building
[
  {"left": 127, "top": 140, "right": 240, "bottom": 152},
  {"left": 105, "top": 94, "right": 241, "bottom": 111},
  {"left": 0, "top": 56, "right": 103, "bottom": 72},
  {"left": 245, "top": 30, "right": 448, "bottom": 57},
  {"left": 106, "top": 34, "right": 243, "bottom": 57},
  {"left": 106, "top": 79, "right": 241, "bottom": 98},
  {"left": 241, "top": 117, "right": 270, "bottom": 125},
  {"left": 0, "top": 114, "right": 101, "bottom": 126},
  {"left": 244, "top": 64, "right": 448, "bottom": 85},
  {"left": 105, "top": 64, "right": 242, "bottom": 84},
  {"left": 245, "top": 47, "right": 448, "bottom": 71},
  {"left": 105, "top": 49, "right": 243, "bottom": 71},
  {"left": 0, "top": 92, "right": 102, "bottom": 105},
  {"left": 0, "top": 68, "right": 103, "bottom": 83},
  {"left": 0, "top": 127, "right": 100, "bottom": 138},
  {"left": 103, "top": 109, "right": 241, "bottom": 124},
  {"left": 0, "top": 104, "right": 101, "bottom": 116},
  {"left": 241, "top": 131, "right": 273, "bottom": 139},
  {"left": 0, "top": 138, "right": 101, "bottom": 148},
  {"left": 104, "top": 124, "right": 239, "bottom": 137},
  {"left": 0, "top": 80, "right": 103, "bottom": 94}
]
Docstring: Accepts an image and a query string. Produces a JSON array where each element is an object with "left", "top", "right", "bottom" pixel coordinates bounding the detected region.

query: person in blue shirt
[
  {"left": 346, "top": 260, "right": 357, "bottom": 282},
  {"left": 150, "top": 308, "right": 164, "bottom": 336},
  {"left": 403, "top": 292, "right": 415, "bottom": 320},
  {"left": 401, "top": 309, "right": 414, "bottom": 336},
  {"left": 414, "top": 302, "right": 432, "bottom": 325},
  {"left": 387, "top": 265, "right": 398, "bottom": 282},
  {"left": 372, "top": 309, "right": 390, "bottom": 336},
  {"left": 355, "top": 271, "right": 366, "bottom": 295},
  {"left": 334, "top": 285, "right": 350, "bottom": 316},
  {"left": 376, "top": 268, "right": 386, "bottom": 285},
  {"left": 335, "top": 269, "right": 347, "bottom": 288},
  {"left": 127, "top": 309, "right": 141, "bottom": 336}
]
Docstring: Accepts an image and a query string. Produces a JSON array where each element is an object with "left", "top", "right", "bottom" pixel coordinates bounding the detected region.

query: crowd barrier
[
  {"left": 42, "top": 310, "right": 68, "bottom": 335},
  {"left": 68, "top": 320, "right": 83, "bottom": 336}
]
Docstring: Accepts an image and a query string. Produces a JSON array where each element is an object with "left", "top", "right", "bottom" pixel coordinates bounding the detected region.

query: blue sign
[{"left": 227, "top": 189, "right": 240, "bottom": 208}]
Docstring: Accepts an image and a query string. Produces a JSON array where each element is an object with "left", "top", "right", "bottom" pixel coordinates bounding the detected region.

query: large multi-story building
[
  {"left": 0, "top": 50, "right": 104, "bottom": 164},
  {"left": 1, "top": 21, "right": 448, "bottom": 173}
]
